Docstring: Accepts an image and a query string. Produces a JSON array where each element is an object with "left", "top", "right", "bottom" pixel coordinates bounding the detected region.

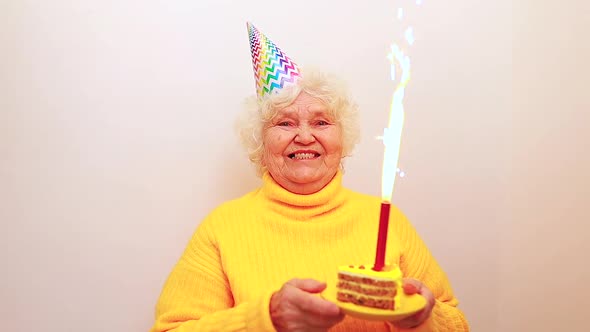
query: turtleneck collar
[{"left": 259, "top": 171, "right": 348, "bottom": 221}]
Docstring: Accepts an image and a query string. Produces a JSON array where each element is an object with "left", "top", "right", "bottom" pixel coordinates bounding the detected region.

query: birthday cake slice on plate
[{"left": 336, "top": 264, "right": 403, "bottom": 310}]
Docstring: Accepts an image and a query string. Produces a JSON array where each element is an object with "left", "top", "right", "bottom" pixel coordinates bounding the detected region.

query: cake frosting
[{"left": 336, "top": 264, "right": 403, "bottom": 310}]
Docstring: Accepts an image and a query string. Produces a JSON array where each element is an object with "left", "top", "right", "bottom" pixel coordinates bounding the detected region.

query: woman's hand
[
  {"left": 270, "top": 278, "right": 345, "bottom": 332},
  {"left": 392, "top": 278, "right": 436, "bottom": 329}
]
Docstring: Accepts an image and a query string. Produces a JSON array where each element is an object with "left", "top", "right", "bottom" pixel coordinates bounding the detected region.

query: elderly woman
[{"left": 150, "top": 24, "right": 468, "bottom": 332}]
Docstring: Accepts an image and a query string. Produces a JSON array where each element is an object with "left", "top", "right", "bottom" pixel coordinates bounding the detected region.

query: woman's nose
[{"left": 294, "top": 125, "right": 316, "bottom": 144}]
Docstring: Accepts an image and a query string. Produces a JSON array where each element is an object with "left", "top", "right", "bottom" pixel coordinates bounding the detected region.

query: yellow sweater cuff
[{"left": 246, "top": 290, "right": 278, "bottom": 332}]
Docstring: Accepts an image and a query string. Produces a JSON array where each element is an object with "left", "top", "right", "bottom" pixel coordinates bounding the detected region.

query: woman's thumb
[{"left": 288, "top": 278, "right": 327, "bottom": 293}]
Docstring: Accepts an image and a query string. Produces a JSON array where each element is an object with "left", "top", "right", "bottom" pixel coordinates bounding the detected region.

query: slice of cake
[{"left": 336, "top": 264, "right": 403, "bottom": 310}]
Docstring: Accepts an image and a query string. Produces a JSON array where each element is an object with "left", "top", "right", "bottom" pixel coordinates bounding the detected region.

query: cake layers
[{"left": 336, "top": 264, "right": 402, "bottom": 310}]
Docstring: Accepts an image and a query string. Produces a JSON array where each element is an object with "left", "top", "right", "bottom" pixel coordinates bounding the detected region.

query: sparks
[
  {"left": 381, "top": 43, "right": 410, "bottom": 202},
  {"left": 381, "top": 1, "right": 416, "bottom": 203}
]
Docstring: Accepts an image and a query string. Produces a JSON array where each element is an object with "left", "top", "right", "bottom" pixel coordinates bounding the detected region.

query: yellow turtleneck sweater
[{"left": 150, "top": 172, "right": 469, "bottom": 332}]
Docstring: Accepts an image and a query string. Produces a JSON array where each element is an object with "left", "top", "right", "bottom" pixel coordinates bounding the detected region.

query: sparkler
[{"left": 373, "top": 2, "right": 416, "bottom": 271}]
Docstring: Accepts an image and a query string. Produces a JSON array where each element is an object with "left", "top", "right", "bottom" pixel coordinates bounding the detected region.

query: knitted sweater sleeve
[
  {"left": 389, "top": 208, "right": 470, "bottom": 332},
  {"left": 150, "top": 210, "right": 277, "bottom": 332}
]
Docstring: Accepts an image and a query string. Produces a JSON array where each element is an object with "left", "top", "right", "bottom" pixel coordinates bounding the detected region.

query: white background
[{"left": 1, "top": 0, "right": 588, "bottom": 331}]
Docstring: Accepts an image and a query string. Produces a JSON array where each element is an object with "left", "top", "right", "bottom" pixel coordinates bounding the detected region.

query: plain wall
[
  {"left": 498, "top": 1, "right": 590, "bottom": 331},
  {"left": 0, "top": 0, "right": 586, "bottom": 331}
]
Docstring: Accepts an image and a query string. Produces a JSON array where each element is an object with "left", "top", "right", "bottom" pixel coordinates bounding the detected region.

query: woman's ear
[{"left": 259, "top": 147, "right": 267, "bottom": 167}]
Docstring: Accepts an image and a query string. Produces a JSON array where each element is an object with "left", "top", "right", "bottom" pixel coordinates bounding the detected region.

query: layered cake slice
[{"left": 336, "top": 264, "right": 403, "bottom": 310}]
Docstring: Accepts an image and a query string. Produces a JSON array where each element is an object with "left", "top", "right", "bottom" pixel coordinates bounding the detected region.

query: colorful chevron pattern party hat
[{"left": 247, "top": 22, "right": 301, "bottom": 98}]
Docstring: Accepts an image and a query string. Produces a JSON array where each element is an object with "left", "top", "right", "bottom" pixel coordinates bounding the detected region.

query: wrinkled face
[{"left": 262, "top": 92, "right": 343, "bottom": 194}]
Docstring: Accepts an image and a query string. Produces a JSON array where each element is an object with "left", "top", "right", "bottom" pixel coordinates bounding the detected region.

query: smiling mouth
[{"left": 288, "top": 152, "right": 321, "bottom": 160}]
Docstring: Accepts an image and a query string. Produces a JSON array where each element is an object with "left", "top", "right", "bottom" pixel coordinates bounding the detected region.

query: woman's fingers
[
  {"left": 271, "top": 278, "right": 344, "bottom": 332},
  {"left": 403, "top": 281, "right": 420, "bottom": 295},
  {"left": 296, "top": 290, "right": 339, "bottom": 315},
  {"left": 393, "top": 278, "right": 436, "bottom": 329},
  {"left": 300, "top": 296, "right": 344, "bottom": 326},
  {"left": 300, "top": 296, "right": 341, "bottom": 316}
]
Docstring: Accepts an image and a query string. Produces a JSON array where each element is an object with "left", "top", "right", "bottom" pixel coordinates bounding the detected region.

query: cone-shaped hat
[{"left": 247, "top": 22, "right": 301, "bottom": 98}]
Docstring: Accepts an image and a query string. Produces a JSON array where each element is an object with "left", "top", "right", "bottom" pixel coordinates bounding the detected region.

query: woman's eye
[
  {"left": 278, "top": 121, "right": 292, "bottom": 126},
  {"left": 317, "top": 120, "right": 329, "bottom": 126}
]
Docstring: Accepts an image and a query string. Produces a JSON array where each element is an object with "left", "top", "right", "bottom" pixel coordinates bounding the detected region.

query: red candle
[{"left": 373, "top": 202, "right": 391, "bottom": 271}]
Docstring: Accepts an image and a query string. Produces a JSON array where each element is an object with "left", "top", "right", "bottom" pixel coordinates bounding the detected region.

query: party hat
[{"left": 247, "top": 22, "right": 301, "bottom": 98}]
